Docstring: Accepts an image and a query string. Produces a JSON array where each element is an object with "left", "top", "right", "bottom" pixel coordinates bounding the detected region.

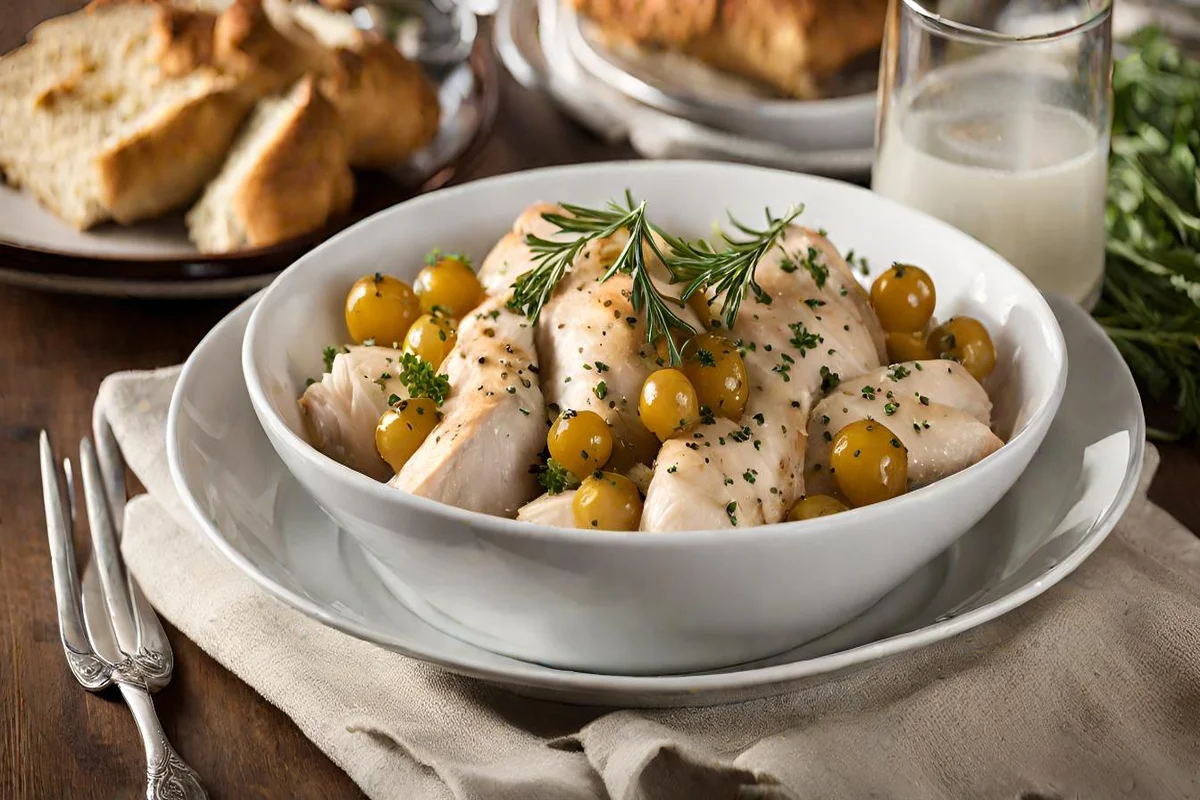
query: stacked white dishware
[
  {"left": 156, "top": 161, "right": 1146, "bottom": 700},
  {"left": 494, "top": 0, "right": 878, "bottom": 179}
]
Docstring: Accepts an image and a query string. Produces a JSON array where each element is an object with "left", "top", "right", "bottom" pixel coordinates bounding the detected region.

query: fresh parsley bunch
[{"left": 1094, "top": 30, "right": 1200, "bottom": 439}]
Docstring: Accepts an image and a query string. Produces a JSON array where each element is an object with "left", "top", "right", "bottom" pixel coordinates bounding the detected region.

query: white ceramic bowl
[{"left": 243, "top": 161, "right": 1067, "bottom": 674}]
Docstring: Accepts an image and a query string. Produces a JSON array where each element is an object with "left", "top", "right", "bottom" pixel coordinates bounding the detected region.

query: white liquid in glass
[{"left": 873, "top": 71, "right": 1108, "bottom": 305}]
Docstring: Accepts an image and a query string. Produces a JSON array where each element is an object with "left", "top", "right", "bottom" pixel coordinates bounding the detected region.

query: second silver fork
[{"left": 41, "top": 429, "right": 206, "bottom": 800}]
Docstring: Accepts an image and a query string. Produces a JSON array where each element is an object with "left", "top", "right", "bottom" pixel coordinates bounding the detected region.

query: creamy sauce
[{"left": 873, "top": 70, "right": 1108, "bottom": 306}]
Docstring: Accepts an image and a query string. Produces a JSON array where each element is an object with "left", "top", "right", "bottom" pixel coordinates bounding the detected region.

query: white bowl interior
[{"left": 249, "top": 161, "right": 1063, "bottom": 491}]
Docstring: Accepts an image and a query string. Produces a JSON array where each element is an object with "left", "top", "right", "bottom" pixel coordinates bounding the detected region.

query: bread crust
[
  {"left": 96, "top": 83, "right": 254, "bottom": 224},
  {"left": 232, "top": 76, "right": 354, "bottom": 248},
  {"left": 319, "top": 38, "right": 441, "bottom": 168}
]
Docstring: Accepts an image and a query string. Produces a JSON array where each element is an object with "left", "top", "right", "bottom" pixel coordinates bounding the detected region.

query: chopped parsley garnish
[
  {"left": 772, "top": 355, "right": 793, "bottom": 382},
  {"left": 888, "top": 365, "right": 911, "bottom": 381},
  {"left": 884, "top": 402, "right": 899, "bottom": 416},
  {"left": 695, "top": 349, "right": 717, "bottom": 367},
  {"left": 804, "top": 298, "right": 826, "bottom": 309},
  {"left": 322, "top": 345, "right": 342, "bottom": 373},
  {"left": 595, "top": 361, "right": 610, "bottom": 373},
  {"left": 699, "top": 405, "right": 717, "bottom": 425},
  {"left": 594, "top": 381, "right": 608, "bottom": 400},
  {"left": 779, "top": 254, "right": 799, "bottom": 273},
  {"left": 667, "top": 464, "right": 678, "bottom": 473},
  {"left": 730, "top": 426, "right": 753, "bottom": 443},
  {"left": 802, "top": 246, "right": 829, "bottom": 288},
  {"left": 822, "top": 431, "right": 832, "bottom": 442},
  {"left": 918, "top": 394, "right": 930, "bottom": 406},
  {"left": 788, "top": 322, "right": 824, "bottom": 357},
  {"left": 820, "top": 366, "right": 840, "bottom": 392},
  {"left": 537, "top": 458, "right": 579, "bottom": 495},
  {"left": 398, "top": 352, "right": 451, "bottom": 405},
  {"left": 890, "top": 438, "right": 903, "bottom": 448},
  {"left": 743, "top": 470, "right": 757, "bottom": 484},
  {"left": 753, "top": 413, "right": 765, "bottom": 426},
  {"left": 845, "top": 248, "right": 870, "bottom": 276},
  {"left": 861, "top": 385, "right": 877, "bottom": 400},
  {"left": 725, "top": 501, "right": 738, "bottom": 525}
]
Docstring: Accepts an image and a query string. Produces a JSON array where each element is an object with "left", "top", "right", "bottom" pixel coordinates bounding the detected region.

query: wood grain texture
[{"left": 0, "top": 3, "right": 1195, "bottom": 799}]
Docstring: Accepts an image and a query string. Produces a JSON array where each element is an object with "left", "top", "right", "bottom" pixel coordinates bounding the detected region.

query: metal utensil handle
[{"left": 119, "top": 682, "right": 208, "bottom": 800}]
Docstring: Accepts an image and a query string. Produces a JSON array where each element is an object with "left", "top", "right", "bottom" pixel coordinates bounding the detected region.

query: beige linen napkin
[{"left": 100, "top": 367, "right": 1200, "bottom": 800}]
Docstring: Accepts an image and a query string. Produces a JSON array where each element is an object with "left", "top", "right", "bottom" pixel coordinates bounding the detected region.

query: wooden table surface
[{"left": 2, "top": 5, "right": 1199, "bottom": 799}]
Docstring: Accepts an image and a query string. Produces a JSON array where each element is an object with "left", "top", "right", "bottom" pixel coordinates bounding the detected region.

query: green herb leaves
[
  {"left": 667, "top": 205, "right": 806, "bottom": 331},
  {"left": 1095, "top": 31, "right": 1200, "bottom": 439},
  {"left": 505, "top": 195, "right": 812, "bottom": 367},
  {"left": 398, "top": 352, "right": 450, "bottom": 406},
  {"left": 536, "top": 458, "right": 579, "bottom": 495},
  {"left": 507, "top": 193, "right": 695, "bottom": 364}
]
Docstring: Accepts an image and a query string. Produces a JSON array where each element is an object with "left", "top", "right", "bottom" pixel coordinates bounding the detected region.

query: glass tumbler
[{"left": 872, "top": 0, "right": 1113, "bottom": 307}]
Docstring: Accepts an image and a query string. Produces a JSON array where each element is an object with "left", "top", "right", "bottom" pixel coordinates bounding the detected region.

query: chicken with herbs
[{"left": 297, "top": 196, "right": 1004, "bottom": 531}]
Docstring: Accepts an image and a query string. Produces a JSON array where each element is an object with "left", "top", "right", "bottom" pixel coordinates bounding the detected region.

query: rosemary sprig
[
  {"left": 506, "top": 192, "right": 695, "bottom": 363},
  {"left": 662, "top": 205, "right": 805, "bottom": 331},
  {"left": 1094, "top": 30, "right": 1200, "bottom": 439}
]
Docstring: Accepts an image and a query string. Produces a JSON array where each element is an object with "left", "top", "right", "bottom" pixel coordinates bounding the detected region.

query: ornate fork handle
[{"left": 120, "top": 682, "right": 207, "bottom": 800}]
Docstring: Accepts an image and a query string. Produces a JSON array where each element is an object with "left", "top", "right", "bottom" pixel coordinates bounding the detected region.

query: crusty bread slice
[
  {"left": 186, "top": 76, "right": 353, "bottom": 253},
  {"left": 0, "top": 0, "right": 328, "bottom": 230},
  {"left": 263, "top": 0, "right": 440, "bottom": 168},
  {"left": 0, "top": 3, "right": 254, "bottom": 228}
]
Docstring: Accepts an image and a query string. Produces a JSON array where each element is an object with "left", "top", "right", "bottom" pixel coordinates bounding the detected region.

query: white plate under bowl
[
  {"left": 170, "top": 292, "right": 1141, "bottom": 705},
  {"left": 558, "top": 2, "right": 879, "bottom": 152}
]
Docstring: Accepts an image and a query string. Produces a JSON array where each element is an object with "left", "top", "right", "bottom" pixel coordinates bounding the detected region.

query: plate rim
[
  {"left": 167, "top": 292, "right": 1144, "bottom": 699},
  {"left": 0, "top": 42, "right": 499, "bottom": 274}
]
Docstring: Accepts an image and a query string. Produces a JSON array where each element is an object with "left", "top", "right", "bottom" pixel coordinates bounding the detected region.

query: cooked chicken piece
[
  {"left": 641, "top": 226, "right": 885, "bottom": 531},
  {"left": 479, "top": 202, "right": 702, "bottom": 469},
  {"left": 573, "top": 0, "right": 890, "bottom": 99},
  {"left": 299, "top": 344, "right": 407, "bottom": 481},
  {"left": 517, "top": 491, "right": 577, "bottom": 527},
  {"left": 477, "top": 202, "right": 564, "bottom": 297},
  {"left": 804, "top": 360, "right": 1003, "bottom": 495},
  {"left": 517, "top": 462, "right": 654, "bottom": 528},
  {"left": 389, "top": 295, "right": 548, "bottom": 517}
]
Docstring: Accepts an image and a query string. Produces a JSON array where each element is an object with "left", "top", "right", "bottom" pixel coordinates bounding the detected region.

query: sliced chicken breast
[
  {"left": 477, "top": 202, "right": 564, "bottom": 297},
  {"left": 517, "top": 491, "right": 576, "bottom": 527},
  {"left": 299, "top": 345, "right": 406, "bottom": 480},
  {"left": 641, "top": 226, "right": 886, "bottom": 531},
  {"left": 390, "top": 295, "right": 548, "bottom": 517},
  {"left": 805, "top": 359, "right": 1003, "bottom": 495},
  {"left": 481, "top": 202, "right": 701, "bottom": 469}
]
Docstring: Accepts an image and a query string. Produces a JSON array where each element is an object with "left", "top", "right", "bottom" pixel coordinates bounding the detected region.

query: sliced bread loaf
[
  {"left": 264, "top": 0, "right": 441, "bottom": 168},
  {"left": 186, "top": 76, "right": 353, "bottom": 252},
  {"left": 0, "top": 0, "right": 321, "bottom": 230}
]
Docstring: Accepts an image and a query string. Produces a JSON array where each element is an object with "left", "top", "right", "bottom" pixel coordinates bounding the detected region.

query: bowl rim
[{"left": 242, "top": 159, "right": 1068, "bottom": 546}]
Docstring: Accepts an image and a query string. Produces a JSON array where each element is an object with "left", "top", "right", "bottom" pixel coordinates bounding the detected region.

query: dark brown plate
[{"left": 0, "top": 42, "right": 498, "bottom": 298}]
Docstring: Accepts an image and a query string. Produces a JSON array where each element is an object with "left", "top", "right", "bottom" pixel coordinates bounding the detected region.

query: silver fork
[{"left": 40, "top": 430, "right": 207, "bottom": 800}]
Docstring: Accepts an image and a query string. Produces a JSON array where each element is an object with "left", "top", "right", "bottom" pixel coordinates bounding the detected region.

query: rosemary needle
[
  {"left": 506, "top": 191, "right": 695, "bottom": 363},
  {"left": 663, "top": 205, "right": 806, "bottom": 331}
]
